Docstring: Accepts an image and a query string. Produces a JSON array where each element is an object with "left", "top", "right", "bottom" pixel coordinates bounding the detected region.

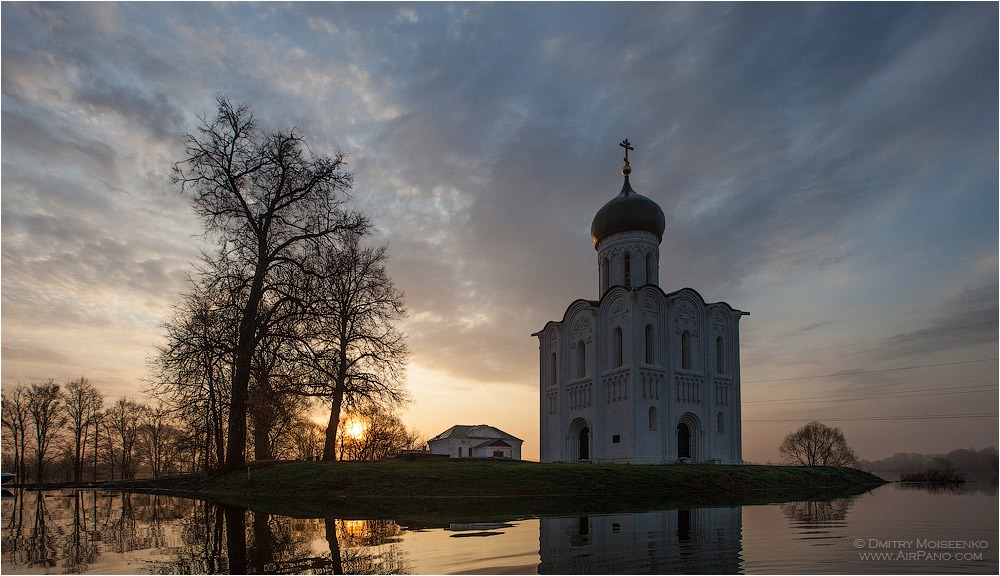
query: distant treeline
[
  {"left": 2, "top": 377, "right": 422, "bottom": 485},
  {"left": 855, "top": 447, "right": 997, "bottom": 479}
]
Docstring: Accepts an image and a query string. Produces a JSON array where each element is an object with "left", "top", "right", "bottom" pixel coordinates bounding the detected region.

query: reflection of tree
[
  {"left": 3, "top": 491, "right": 413, "bottom": 575},
  {"left": 28, "top": 492, "right": 57, "bottom": 569},
  {"left": 895, "top": 482, "right": 969, "bottom": 495},
  {"left": 106, "top": 491, "right": 143, "bottom": 553},
  {"left": 326, "top": 518, "right": 409, "bottom": 575},
  {"left": 781, "top": 498, "right": 854, "bottom": 525},
  {"left": 2, "top": 489, "right": 27, "bottom": 567},
  {"left": 63, "top": 492, "right": 99, "bottom": 573},
  {"left": 225, "top": 506, "right": 247, "bottom": 574},
  {"left": 149, "top": 499, "right": 226, "bottom": 574}
]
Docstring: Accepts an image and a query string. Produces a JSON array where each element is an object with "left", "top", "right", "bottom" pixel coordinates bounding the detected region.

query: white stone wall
[{"left": 537, "top": 284, "right": 744, "bottom": 464}]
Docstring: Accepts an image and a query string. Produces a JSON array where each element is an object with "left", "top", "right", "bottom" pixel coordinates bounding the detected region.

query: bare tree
[
  {"left": 779, "top": 421, "right": 858, "bottom": 467},
  {"left": 150, "top": 278, "right": 236, "bottom": 471},
  {"left": 2, "top": 384, "right": 32, "bottom": 483},
  {"left": 105, "top": 399, "right": 143, "bottom": 480},
  {"left": 338, "top": 404, "right": 422, "bottom": 461},
  {"left": 62, "top": 377, "right": 105, "bottom": 483},
  {"left": 26, "top": 380, "right": 67, "bottom": 483},
  {"left": 138, "top": 403, "right": 184, "bottom": 478},
  {"left": 174, "top": 96, "right": 368, "bottom": 470},
  {"left": 287, "top": 418, "right": 326, "bottom": 460},
  {"left": 291, "top": 234, "right": 409, "bottom": 461}
]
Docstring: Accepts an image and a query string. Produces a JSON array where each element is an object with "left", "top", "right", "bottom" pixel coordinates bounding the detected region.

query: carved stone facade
[{"left": 533, "top": 160, "right": 747, "bottom": 464}]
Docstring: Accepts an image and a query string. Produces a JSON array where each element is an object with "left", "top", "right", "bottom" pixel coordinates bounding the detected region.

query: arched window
[
  {"left": 576, "top": 340, "right": 586, "bottom": 378},
  {"left": 646, "top": 252, "right": 656, "bottom": 284},
  {"left": 717, "top": 412, "right": 725, "bottom": 434},
  {"left": 550, "top": 353, "right": 558, "bottom": 387},
  {"left": 624, "top": 253, "right": 631, "bottom": 288},
  {"left": 613, "top": 327, "right": 623, "bottom": 368},
  {"left": 648, "top": 406, "right": 658, "bottom": 430},
  {"left": 645, "top": 325, "right": 655, "bottom": 364},
  {"left": 603, "top": 257, "right": 610, "bottom": 291},
  {"left": 716, "top": 337, "right": 725, "bottom": 374},
  {"left": 681, "top": 330, "right": 692, "bottom": 370}
]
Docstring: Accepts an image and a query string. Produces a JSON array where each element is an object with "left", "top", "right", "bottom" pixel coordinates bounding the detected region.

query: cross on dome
[{"left": 619, "top": 139, "right": 634, "bottom": 175}]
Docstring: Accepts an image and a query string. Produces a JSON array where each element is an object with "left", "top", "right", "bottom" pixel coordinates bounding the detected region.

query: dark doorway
[
  {"left": 579, "top": 427, "right": 590, "bottom": 461},
  {"left": 677, "top": 422, "right": 691, "bottom": 459}
]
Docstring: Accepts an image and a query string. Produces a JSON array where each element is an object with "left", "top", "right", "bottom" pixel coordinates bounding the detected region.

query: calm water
[{"left": 1, "top": 482, "right": 996, "bottom": 574}]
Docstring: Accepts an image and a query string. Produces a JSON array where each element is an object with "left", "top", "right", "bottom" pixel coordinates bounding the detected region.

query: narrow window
[
  {"left": 603, "top": 257, "right": 610, "bottom": 291},
  {"left": 624, "top": 253, "right": 631, "bottom": 288},
  {"left": 551, "top": 353, "right": 558, "bottom": 387},
  {"left": 646, "top": 252, "right": 655, "bottom": 284},
  {"left": 612, "top": 434, "right": 621, "bottom": 443},
  {"left": 613, "top": 327, "right": 623, "bottom": 368},
  {"left": 458, "top": 446, "right": 463, "bottom": 458},
  {"left": 576, "top": 340, "right": 586, "bottom": 378},
  {"left": 648, "top": 406, "right": 658, "bottom": 430},
  {"left": 681, "top": 330, "right": 692, "bottom": 370},
  {"left": 717, "top": 412, "right": 725, "bottom": 434},
  {"left": 645, "top": 325, "right": 655, "bottom": 364},
  {"left": 716, "top": 337, "right": 725, "bottom": 374}
]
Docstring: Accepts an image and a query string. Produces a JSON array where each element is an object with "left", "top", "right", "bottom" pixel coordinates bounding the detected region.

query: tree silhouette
[
  {"left": 778, "top": 421, "right": 857, "bottom": 466},
  {"left": 174, "top": 96, "right": 367, "bottom": 470}
]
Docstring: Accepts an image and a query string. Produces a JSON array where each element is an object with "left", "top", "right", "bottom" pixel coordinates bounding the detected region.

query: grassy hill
[{"left": 132, "top": 457, "right": 886, "bottom": 521}]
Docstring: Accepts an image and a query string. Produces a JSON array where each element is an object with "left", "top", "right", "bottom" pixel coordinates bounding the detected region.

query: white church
[{"left": 534, "top": 141, "right": 747, "bottom": 464}]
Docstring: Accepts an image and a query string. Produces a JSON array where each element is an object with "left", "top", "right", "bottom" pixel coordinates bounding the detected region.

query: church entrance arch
[
  {"left": 677, "top": 423, "right": 691, "bottom": 459},
  {"left": 568, "top": 418, "right": 592, "bottom": 462},
  {"left": 676, "top": 412, "right": 701, "bottom": 461}
]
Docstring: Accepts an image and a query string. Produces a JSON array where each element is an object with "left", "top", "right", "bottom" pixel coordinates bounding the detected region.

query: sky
[{"left": 2, "top": 2, "right": 997, "bottom": 463}]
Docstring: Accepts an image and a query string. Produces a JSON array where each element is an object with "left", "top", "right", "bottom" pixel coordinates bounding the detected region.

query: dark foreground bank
[{"left": 71, "top": 458, "right": 885, "bottom": 520}]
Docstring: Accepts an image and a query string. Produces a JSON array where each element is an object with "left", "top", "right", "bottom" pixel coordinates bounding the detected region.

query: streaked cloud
[{"left": 2, "top": 2, "right": 995, "bottom": 461}]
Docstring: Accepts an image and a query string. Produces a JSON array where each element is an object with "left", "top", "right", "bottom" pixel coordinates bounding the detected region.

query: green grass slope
[{"left": 123, "top": 458, "right": 884, "bottom": 523}]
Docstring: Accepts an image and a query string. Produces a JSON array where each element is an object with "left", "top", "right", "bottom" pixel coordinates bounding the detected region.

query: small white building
[{"left": 427, "top": 425, "right": 524, "bottom": 459}]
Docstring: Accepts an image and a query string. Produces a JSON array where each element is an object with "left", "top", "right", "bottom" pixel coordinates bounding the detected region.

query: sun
[{"left": 345, "top": 419, "right": 366, "bottom": 440}]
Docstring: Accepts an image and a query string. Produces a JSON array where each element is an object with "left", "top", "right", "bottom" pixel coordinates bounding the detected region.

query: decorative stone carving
[{"left": 611, "top": 297, "right": 626, "bottom": 316}]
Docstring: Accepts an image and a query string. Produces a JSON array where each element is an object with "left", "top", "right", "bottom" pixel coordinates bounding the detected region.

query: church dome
[{"left": 590, "top": 175, "right": 666, "bottom": 245}]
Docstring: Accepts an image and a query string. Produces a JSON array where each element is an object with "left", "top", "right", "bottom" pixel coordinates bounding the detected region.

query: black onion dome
[{"left": 590, "top": 176, "right": 666, "bottom": 246}]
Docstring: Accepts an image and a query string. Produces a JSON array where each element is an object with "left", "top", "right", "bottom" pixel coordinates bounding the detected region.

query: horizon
[{"left": 2, "top": 2, "right": 997, "bottom": 463}]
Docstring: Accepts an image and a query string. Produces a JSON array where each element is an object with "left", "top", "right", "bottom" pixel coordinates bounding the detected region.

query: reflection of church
[
  {"left": 538, "top": 508, "right": 742, "bottom": 574},
  {"left": 534, "top": 141, "right": 747, "bottom": 464}
]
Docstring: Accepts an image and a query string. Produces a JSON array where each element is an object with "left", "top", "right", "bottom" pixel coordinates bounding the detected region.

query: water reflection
[
  {"left": 3, "top": 490, "right": 191, "bottom": 573},
  {"left": 3, "top": 485, "right": 993, "bottom": 574},
  {"left": 1, "top": 491, "right": 411, "bottom": 575},
  {"left": 538, "top": 507, "right": 742, "bottom": 574}
]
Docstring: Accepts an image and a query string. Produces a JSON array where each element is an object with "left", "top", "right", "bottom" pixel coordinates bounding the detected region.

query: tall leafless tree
[
  {"left": 150, "top": 280, "right": 234, "bottom": 471},
  {"left": 26, "top": 380, "right": 67, "bottom": 483},
  {"left": 62, "top": 377, "right": 105, "bottom": 483},
  {"left": 138, "top": 403, "right": 183, "bottom": 478},
  {"left": 1, "top": 384, "right": 31, "bottom": 483},
  {"left": 174, "top": 96, "right": 367, "bottom": 470},
  {"left": 105, "top": 398, "right": 143, "bottom": 480},
  {"left": 291, "top": 234, "right": 409, "bottom": 460},
  {"left": 779, "top": 421, "right": 858, "bottom": 466}
]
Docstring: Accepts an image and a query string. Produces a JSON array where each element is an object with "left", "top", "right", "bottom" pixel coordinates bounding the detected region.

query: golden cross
[{"left": 619, "top": 139, "right": 634, "bottom": 166}]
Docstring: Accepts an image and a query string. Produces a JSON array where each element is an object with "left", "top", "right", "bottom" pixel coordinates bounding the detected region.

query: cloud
[
  {"left": 1, "top": 2, "right": 995, "bottom": 461},
  {"left": 869, "top": 285, "right": 999, "bottom": 362}
]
